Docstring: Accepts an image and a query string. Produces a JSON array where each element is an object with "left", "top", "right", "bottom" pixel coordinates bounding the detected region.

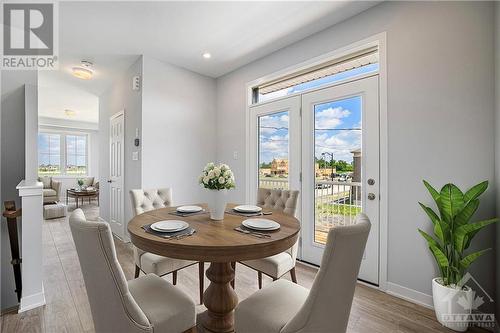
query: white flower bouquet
[{"left": 199, "top": 162, "right": 236, "bottom": 191}]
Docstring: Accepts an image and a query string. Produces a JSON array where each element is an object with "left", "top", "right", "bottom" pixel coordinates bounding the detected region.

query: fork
[{"left": 235, "top": 227, "right": 271, "bottom": 238}]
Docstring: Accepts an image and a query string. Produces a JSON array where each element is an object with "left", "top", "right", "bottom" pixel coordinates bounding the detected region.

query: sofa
[{"left": 39, "top": 176, "right": 62, "bottom": 204}]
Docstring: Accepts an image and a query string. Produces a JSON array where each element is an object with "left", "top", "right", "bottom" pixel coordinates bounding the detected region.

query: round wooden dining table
[{"left": 128, "top": 203, "right": 300, "bottom": 333}]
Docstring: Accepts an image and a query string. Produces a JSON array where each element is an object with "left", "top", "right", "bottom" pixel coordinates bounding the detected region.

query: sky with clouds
[
  {"left": 38, "top": 133, "right": 86, "bottom": 166},
  {"left": 259, "top": 96, "right": 361, "bottom": 165},
  {"left": 258, "top": 64, "right": 376, "bottom": 165}
]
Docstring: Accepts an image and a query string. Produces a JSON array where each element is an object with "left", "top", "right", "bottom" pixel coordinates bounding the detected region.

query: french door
[
  {"left": 301, "top": 76, "right": 379, "bottom": 285},
  {"left": 249, "top": 75, "right": 380, "bottom": 285},
  {"left": 248, "top": 96, "right": 301, "bottom": 204}
]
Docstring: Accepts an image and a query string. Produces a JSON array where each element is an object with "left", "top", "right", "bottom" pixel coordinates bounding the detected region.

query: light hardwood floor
[{"left": 0, "top": 205, "right": 486, "bottom": 333}]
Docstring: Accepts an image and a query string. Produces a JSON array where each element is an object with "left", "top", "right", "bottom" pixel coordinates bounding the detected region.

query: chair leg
[
  {"left": 199, "top": 262, "right": 204, "bottom": 304},
  {"left": 134, "top": 265, "right": 140, "bottom": 278},
  {"left": 290, "top": 267, "right": 297, "bottom": 284},
  {"left": 230, "top": 262, "right": 236, "bottom": 289},
  {"left": 172, "top": 270, "right": 178, "bottom": 285},
  {"left": 258, "top": 271, "right": 263, "bottom": 289}
]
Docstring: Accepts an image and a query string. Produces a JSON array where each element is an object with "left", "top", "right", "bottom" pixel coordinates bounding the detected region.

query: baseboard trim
[
  {"left": 18, "top": 286, "right": 46, "bottom": 313},
  {"left": 386, "top": 282, "right": 434, "bottom": 309},
  {"left": 1, "top": 305, "right": 19, "bottom": 316}
]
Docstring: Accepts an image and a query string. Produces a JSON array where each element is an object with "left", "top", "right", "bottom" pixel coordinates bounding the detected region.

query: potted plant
[
  {"left": 419, "top": 180, "right": 497, "bottom": 331},
  {"left": 199, "top": 163, "right": 235, "bottom": 220},
  {"left": 77, "top": 179, "right": 84, "bottom": 190}
]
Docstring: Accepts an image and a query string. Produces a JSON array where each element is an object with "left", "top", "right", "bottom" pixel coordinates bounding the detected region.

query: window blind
[{"left": 257, "top": 47, "right": 378, "bottom": 95}]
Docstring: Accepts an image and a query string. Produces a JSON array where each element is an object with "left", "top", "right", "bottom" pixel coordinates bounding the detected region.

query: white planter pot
[
  {"left": 432, "top": 278, "right": 473, "bottom": 332},
  {"left": 208, "top": 189, "right": 227, "bottom": 221}
]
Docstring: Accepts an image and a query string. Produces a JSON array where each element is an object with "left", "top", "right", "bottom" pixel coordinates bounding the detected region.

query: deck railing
[{"left": 259, "top": 178, "right": 362, "bottom": 244}]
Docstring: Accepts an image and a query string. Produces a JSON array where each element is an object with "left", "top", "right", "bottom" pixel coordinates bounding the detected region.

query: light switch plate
[
  {"left": 233, "top": 151, "right": 238, "bottom": 160},
  {"left": 132, "top": 151, "right": 139, "bottom": 161}
]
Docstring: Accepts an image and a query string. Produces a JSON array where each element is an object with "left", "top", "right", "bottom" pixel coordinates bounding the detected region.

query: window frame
[{"left": 38, "top": 130, "right": 90, "bottom": 177}]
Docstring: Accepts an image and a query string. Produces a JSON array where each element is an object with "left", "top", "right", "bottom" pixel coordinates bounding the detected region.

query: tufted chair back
[
  {"left": 69, "top": 209, "right": 152, "bottom": 332},
  {"left": 257, "top": 188, "right": 300, "bottom": 260},
  {"left": 282, "top": 214, "right": 371, "bottom": 333},
  {"left": 257, "top": 188, "right": 299, "bottom": 217},
  {"left": 130, "top": 188, "right": 173, "bottom": 215}
]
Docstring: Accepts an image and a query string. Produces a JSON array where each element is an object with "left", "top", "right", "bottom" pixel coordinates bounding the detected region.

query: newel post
[{"left": 16, "top": 180, "right": 45, "bottom": 312}]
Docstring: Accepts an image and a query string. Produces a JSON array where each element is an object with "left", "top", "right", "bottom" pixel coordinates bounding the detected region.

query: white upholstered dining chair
[
  {"left": 69, "top": 209, "right": 196, "bottom": 333},
  {"left": 130, "top": 188, "right": 205, "bottom": 304},
  {"left": 235, "top": 214, "right": 371, "bottom": 333},
  {"left": 237, "top": 188, "right": 300, "bottom": 288}
]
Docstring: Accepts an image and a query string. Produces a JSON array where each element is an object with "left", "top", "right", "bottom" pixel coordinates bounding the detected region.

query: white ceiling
[
  {"left": 39, "top": 1, "right": 379, "bottom": 122},
  {"left": 60, "top": 1, "right": 379, "bottom": 78},
  {"left": 38, "top": 54, "right": 139, "bottom": 123}
]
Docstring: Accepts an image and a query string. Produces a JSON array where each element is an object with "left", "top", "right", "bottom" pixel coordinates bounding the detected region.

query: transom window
[
  {"left": 252, "top": 47, "right": 379, "bottom": 104},
  {"left": 38, "top": 132, "right": 88, "bottom": 176}
]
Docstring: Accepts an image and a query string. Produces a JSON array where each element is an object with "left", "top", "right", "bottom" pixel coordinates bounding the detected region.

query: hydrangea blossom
[{"left": 200, "top": 162, "right": 235, "bottom": 190}]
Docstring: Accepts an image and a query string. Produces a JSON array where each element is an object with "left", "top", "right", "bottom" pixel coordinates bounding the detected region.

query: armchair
[{"left": 39, "top": 176, "right": 61, "bottom": 203}]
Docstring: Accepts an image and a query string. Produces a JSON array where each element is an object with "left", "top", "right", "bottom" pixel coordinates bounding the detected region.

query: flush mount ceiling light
[
  {"left": 65, "top": 109, "right": 76, "bottom": 116},
  {"left": 202, "top": 52, "right": 211, "bottom": 59},
  {"left": 72, "top": 60, "right": 94, "bottom": 80}
]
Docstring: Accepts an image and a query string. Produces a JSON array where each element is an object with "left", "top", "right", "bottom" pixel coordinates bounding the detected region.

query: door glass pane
[
  {"left": 258, "top": 111, "right": 289, "bottom": 190},
  {"left": 314, "top": 96, "right": 362, "bottom": 245}
]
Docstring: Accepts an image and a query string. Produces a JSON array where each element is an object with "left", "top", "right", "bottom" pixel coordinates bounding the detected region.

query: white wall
[
  {"left": 141, "top": 56, "right": 217, "bottom": 205},
  {"left": 1, "top": 71, "right": 37, "bottom": 310},
  {"left": 216, "top": 1, "right": 496, "bottom": 309},
  {"left": 99, "top": 56, "right": 143, "bottom": 232},
  {"left": 25, "top": 85, "right": 38, "bottom": 181}
]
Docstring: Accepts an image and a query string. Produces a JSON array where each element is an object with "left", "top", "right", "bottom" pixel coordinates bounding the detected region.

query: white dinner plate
[
  {"left": 151, "top": 220, "right": 189, "bottom": 232},
  {"left": 242, "top": 218, "right": 280, "bottom": 231},
  {"left": 234, "top": 205, "right": 262, "bottom": 213},
  {"left": 177, "top": 205, "right": 203, "bottom": 213}
]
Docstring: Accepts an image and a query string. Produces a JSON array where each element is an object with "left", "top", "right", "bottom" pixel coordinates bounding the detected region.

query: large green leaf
[
  {"left": 429, "top": 244, "right": 449, "bottom": 268},
  {"left": 423, "top": 180, "right": 440, "bottom": 203},
  {"left": 454, "top": 219, "right": 498, "bottom": 252},
  {"left": 460, "top": 249, "right": 490, "bottom": 270},
  {"left": 454, "top": 199, "right": 479, "bottom": 226},
  {"left": 463, "top": 181, "right": 488, "bottom": 204},
  {"left": 418, "top": 229, "right": 443, "bottom": 251},
  {"left": 419, "top": 203, "right": 446, "bottom": 243},
  {"left": 439, "top": 184, "right": 464, "bottom": 221}
]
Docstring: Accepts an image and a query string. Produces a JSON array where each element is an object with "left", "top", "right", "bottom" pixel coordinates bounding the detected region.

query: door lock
[
  {"left": 367, "top": 193, "right": 376, "bottom": 200},
  {"left": 367, "top": 178, "right": 375, "bottom": 185}
]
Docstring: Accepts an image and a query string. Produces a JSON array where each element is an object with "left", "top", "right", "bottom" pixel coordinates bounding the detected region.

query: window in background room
[
  {"left": 66, "top": 134, "right": 87, "bottom": 175},
  {"left": 38, "top": 132, "right": 89, "bottom": 176},
  {"left": 38, "top": 133, "right": 61, "bottom": 175}
]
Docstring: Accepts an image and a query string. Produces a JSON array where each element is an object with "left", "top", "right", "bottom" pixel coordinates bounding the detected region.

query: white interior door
[
  {"left": 301, "top": 76, "right": 380, "bottom": 285},
  {"left": 109, "top": 111, "right": 125, "bottom": 239},
  {"left": 248, "top": 96, "right": 301, "bottom": 208}
]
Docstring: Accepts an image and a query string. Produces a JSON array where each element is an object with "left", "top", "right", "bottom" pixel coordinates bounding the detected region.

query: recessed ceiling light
[
  {"left": 72, "top": 60, "right": 94, "bottom": 80},
  {"left": 65, "top": 109, "right": 76, "bottom": 116},
  {"left": 202, "top": 52, "right": 211, "bottom": 59}
]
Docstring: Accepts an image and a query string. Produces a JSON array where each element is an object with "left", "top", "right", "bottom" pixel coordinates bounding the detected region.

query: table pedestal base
[{"left": 202, "top": 262, "right": 238, "bottom": 333}]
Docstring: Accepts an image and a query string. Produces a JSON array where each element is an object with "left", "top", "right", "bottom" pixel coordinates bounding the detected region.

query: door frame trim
[{"left": 245, "top": 32, "right": 388, "bottom": 291}]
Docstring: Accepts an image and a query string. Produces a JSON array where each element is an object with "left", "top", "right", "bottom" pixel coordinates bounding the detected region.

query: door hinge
[
  {"left": 299, "top": 106, "right": 302, "bottom": 117},
  {"left": 299, "top": 172, "right": 302, "bottom": 182}
]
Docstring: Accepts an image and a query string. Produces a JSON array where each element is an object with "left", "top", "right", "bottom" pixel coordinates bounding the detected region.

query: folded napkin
[
  {"left": 142, "top": 223, "right": 196, "bottom": 239},
  {"left": 225, "top": 209, "right": 262, "bottom": 217},
  {"left": 168, "top": 209, "right": 208, "bottom": 217}
]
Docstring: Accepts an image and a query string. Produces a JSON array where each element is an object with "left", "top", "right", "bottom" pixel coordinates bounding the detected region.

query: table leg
[
  {"left": 202, "top": 262, "right": 238, "bottom": 333},
  {"left": 76, "top": 197, "right": 79, "bottom": 208}
]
